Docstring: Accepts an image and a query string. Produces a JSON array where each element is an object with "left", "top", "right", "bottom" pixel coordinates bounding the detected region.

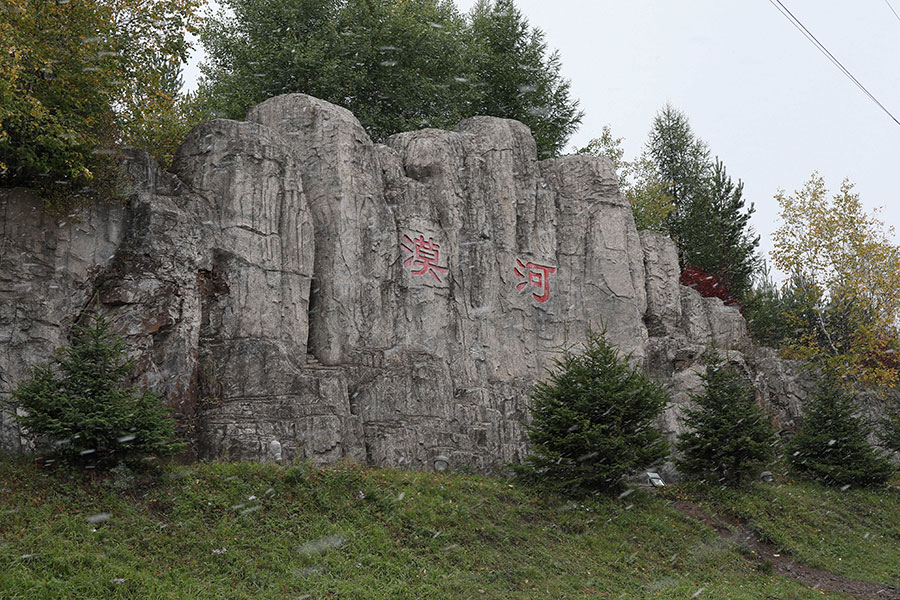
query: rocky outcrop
[
  {"left": 0, "top": 93, "right": 813, "bottom": 470},
  {"left": 0, "top": 189, "right": 126, "bottom": 450}
]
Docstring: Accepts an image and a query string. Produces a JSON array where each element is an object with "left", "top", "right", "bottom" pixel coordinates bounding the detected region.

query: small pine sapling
[
  {"left": 788, "top": 372, "right": 893, "bottom": 487},
  {"left": 676, "top": 353, "right": 776, "bottom": 485},
  {"left": 514, "top": 329, "right": 669, "bottom": 495},
  {"left": 8, "top": 314, "right": 184, "bottom": 468}
]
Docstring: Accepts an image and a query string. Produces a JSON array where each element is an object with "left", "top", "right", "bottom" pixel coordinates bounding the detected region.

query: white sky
[{"left": 183, "top": 1, "right": 900, "bottom": 277}]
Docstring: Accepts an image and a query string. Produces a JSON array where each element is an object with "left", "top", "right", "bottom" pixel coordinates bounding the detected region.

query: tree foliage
[
  {"left": 741, "top": 266, "right": 812, "bottom": 348},
  {"left": 676, "top": 159, "right": 760, "bottom": 299},
  {"left": 771, "top": 173, "right": 900, "bottom": 388},
  {"left": 788, "top": 372, "right": 893, "bottom": 487},
  {"left": 514, "top": 330, "right": 669, "bottom": 495},
  {"left": 676, "top": 354, "right": 776, "bottom": 485},
  {"left": 578, "top": 126, "right": 673, "bottom": 234},
  {"left": 467, "top": 0, "right": 581, "bottom": 158},
  {"left": 7, "top": 314, "right": 184, "bottom": 469},
  {"left": 196, "top": 0, "right": 581, "bottom": 158},
  {"left": 648, "top": 106, "right": 759, "bottom": 300},
  {"left": 579, "top": 107, "right": 759, "bottom": 299},
  {"left": 646, "top": 104, "right": 710, "bottom": 212},
  {"left": 0, "top": 0, "right": 201, "bottom": 207}
]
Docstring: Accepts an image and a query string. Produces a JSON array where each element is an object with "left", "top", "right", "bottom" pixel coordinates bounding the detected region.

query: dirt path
[{"left": 671, "top": 500, "right": 900, "bottom": 599}]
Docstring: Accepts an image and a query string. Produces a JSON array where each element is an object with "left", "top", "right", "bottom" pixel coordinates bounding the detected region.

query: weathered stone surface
[
  {"left": 0, "top": 188, "right": 126, "bottom": 450},
  {"left": 640, "top": 230, "right": 682, "bottom": 337},
  {"left": 0, "top": 92, "right": 831, "bottom": 473},
  {"left": 747, "top": 346, "right": 814, "bottom": 430},
  {"left": 246, "top": 94, "right": 397, "bottom": 366},
  {"left": 678, "top": 286, "right": 749, "bottom": 350}
]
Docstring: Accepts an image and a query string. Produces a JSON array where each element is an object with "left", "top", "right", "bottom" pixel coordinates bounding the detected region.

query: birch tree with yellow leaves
[{"left": 771, "top": 173, "right": 900, "bottom": 389}]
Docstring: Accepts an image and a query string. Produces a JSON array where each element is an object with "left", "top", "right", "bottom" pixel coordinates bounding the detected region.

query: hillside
[{"left": 2, "top": 459, "right": 898, "bottom": 599}]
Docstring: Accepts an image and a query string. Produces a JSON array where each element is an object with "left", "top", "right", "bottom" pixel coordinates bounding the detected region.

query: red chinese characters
[
  {"left": 514, "top": 258, "right": 557, "bottom": 303},
  {"left": 401, "top": 234, "right": 449, "bottom": 283}
]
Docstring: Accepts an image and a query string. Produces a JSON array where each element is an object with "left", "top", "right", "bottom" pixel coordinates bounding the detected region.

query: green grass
[
  {"left": 668, "top": 476, "right": 900, "bottom": 586},
  {"left": 0, "top": 457, "right": 881, "bottom": 599}
]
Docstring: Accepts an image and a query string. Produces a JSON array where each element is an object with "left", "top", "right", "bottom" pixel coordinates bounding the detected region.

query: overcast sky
[{"left": 183, "top": 1, "right": 900, "bottom": 278}]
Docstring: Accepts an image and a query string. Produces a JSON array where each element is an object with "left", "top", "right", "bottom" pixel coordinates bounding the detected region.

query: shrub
[
  {"left": 788, "top": 372, "right": 893, "bottom": 487},
  {"left": 513, "top": 329, "right": 669, "bottom": 495},
  {"left": 7, "top": 314, "right": 184, "bottom": 469},
  {"left": 680, "top": 265, "right": 739, "bottom": 306},
  {"left": 676, "top": 353, "right": 776, "bottom": 485}
]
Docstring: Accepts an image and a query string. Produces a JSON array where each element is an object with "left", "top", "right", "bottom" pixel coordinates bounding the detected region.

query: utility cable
[
  {"left": 883, "top": 0, "right": 900, "bottom": 24},
  {"left": 767, "top": 0, "right": 900, "bottom": 127}
]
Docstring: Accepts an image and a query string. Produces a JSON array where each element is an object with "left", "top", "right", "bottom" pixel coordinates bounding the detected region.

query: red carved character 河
[{"left": 514, "top": 258, "right": 556, "bottom": 303}]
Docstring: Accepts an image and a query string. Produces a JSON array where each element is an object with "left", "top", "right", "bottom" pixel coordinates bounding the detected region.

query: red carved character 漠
[
  {"left": 514, "top": 258, "right": 557, "bottom": 303},
  {"left": 401, "top": 234, "right": 449, "bottom": 283}
]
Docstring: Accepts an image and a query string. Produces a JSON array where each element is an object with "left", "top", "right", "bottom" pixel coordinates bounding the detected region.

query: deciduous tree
[
  {"left": 0, "top": 0, "right": 201, "bottom": 208},
  {"left": 771, "top": 173, "right": 900, "bottom": 388}
]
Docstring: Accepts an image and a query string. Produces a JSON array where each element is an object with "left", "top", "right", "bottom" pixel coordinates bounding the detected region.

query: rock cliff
[{"left": 0, "top": 94, "right": 813, "bottom": 471}]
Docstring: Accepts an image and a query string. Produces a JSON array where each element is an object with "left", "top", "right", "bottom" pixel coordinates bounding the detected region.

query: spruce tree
[
  {"left": 641, "top": 105, "right": 760, "bottom": 300},
  {"left": 676, "top": 354, "right": 775, "bottom": 485},
  {"left": 515, "top": 330, "right": 669, "bottom": 495},
  {"left": 8, "top": 314, "right": 184, "bottom": 468},
  {"left": 677, "top": 159, "right": 760, "bottom": 299},
  {"left": 789, "top": 373, "right": 893, "bottom": 487}
]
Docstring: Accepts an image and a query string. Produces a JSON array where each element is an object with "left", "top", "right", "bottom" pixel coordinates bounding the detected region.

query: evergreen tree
[
  {"left": 7, "top": 314, "right": 184, "bottom": 468},
  {"left": 676, "top": 354, "right": 775, "bottom": 485},
  {"left": 742, "top": 266, "right": 812, "bottom": 348},
  {"left": 880, "top": 391, "right": 900, "bottom": 455},
  {"left": 196, "top": 0, "right": 582, "bottom": 157},
  {"left": 678, "top": 159, "right": 760, "bottom": 299},
  {"left": 646, "top": 104, "right": 710, "bottom": 212},
  {"left": 643, "top": 105, "right": 759, "bottom": 300},
  {"left": 514, "top": 330, "right": 669, "bottom": 495},
  {"left": 788, "top": 372, "right": 893, "bottom": 487},
  {"left": 467, "top": 0, "right": 582, "bottom": 158}
]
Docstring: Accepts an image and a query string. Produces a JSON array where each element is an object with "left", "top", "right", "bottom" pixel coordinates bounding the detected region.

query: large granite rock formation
[{"left": 0, "top": 93, "right": 813, "bottom": 471}]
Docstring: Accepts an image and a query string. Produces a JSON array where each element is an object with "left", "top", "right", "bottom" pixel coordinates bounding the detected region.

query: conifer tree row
[{"left": 195, "top": 0, "right": 582, "bottom": 159}]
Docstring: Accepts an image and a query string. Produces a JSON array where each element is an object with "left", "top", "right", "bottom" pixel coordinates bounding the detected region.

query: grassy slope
[
  {"left": 2, "top": 459, "right": 891, "bottom": 600},
  {"left": 669, "top": 478, "right": 900, "bottom": 586}
]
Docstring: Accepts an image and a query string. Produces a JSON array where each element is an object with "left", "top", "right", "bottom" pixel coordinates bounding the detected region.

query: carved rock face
[{"left": 2, "top": 93, "right": 797, "bottom": 471}]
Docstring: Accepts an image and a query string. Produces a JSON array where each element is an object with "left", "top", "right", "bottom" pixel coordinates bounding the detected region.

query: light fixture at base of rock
[
  {"left": 268, "top": 439, "right": 282, "bottom": 463},
  {"left": 433, "top": 455, "right": 449, "bottom": 472},
  {"left": 646, "top": 472, "right": 665, "bottom": 487}
]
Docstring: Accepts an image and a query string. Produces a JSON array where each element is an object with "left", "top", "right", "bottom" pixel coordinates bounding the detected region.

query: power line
[
  {"left": 883, "top": 0, "right": 900, "bottom": 24},
  {"left": 767, "top": 0, "right": 900, "bottom": 128}
]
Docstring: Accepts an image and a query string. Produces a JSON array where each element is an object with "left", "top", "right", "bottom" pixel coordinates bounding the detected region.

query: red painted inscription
[{"left": 514, "top": 258, "right": 556, "bottom": 303}]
